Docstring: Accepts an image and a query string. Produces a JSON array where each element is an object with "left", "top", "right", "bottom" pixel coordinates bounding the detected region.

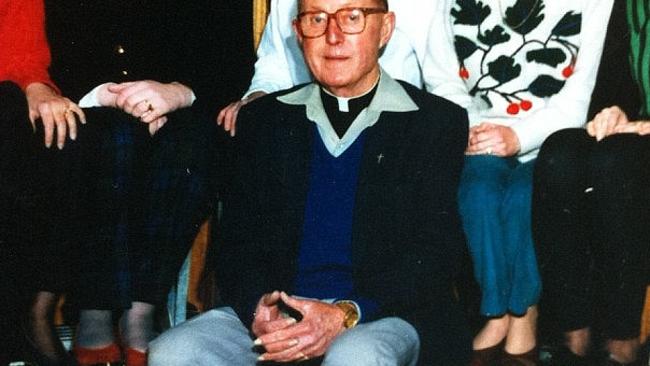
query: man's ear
[
  {"left": 292, "top": 20, "right": 304, "bottom": 47},
  {"left": 379, "top": 11, "right": 395, "bottom": 49}
]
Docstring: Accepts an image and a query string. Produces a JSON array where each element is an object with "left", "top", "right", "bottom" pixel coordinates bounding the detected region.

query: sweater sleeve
[
  {"left": 244, "top": 0, "right": 309, "bottom": 98},
  {"left": 0, "top": 0, "right": 58, "bottom": 92},
  {"left": 510, "top": 0, "right": 613, "bottom": 155},
  {"left": 422, "top": 0, "right": 481, "bottom": 124}
]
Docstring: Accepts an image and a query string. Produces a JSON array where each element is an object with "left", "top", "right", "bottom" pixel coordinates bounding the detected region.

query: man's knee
[
  {"left": 322, "top": 318, "right": 419, "bottom": 366},
  {"left": 148, "top": 329, "right": 198, "bottom": 366}
]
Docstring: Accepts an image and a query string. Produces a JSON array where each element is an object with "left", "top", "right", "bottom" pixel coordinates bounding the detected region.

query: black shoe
[
  {"left": 600, "top": 354, "right": 643, "bottom": 366},
  {"left": 544, "top": 346, "right": 589, "bottom": 366}
]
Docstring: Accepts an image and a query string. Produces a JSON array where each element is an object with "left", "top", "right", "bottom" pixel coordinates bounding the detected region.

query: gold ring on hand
[{"left": 143, "top": 99, "right": 154, "bottom": 112}]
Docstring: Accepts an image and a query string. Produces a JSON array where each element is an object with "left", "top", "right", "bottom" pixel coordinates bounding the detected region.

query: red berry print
[
  {"left": 506, "top": 103, "right": 520, "bottom": 115},
  {"left": 562, "top": 65, "right": 574, "bottom": 78},
  {"left": 520, "top": 100, "right": 533, "bottom": 111},
  {"left": 459, "top": 67, "right": 469, "bottom": 79}
]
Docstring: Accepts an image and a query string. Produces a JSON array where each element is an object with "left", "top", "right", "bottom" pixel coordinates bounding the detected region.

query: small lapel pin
[{"left": 377, "top": 153, "right": 384, "bottom": 164}]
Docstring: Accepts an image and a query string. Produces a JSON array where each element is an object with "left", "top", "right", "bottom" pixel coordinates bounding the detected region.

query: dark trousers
[
  {"left": 533, "top": 128, "right": 650, "bottom": 340},
  {"left": 75, "top": 106, "right": 222, "bottom": 311},
  {"left": 0, "top": 81, "right": 223, "bottom": 313}
]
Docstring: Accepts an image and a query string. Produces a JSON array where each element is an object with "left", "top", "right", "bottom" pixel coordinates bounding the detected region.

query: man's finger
[
  {"left": 259, "top": 317, "right": 297, "bottom": 335},
  {"left": 279, "top": 292, "right": 308, "bottom": 311},
  {"left": 255, "top": 321, "right": 309, "bottom": 346},
  {"left": 262, "top": 291, "right": 282, "bottom": 306},
  {"left": 259, "top": 344, "right": 307, "bottom": 363},
  {"left": 258, "top": 335, "right": 300, "bottom": 354}
]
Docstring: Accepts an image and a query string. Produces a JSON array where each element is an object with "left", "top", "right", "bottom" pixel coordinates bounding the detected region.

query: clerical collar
[{"left": 320, "top": 81, "right": 379, "bottom": 138}]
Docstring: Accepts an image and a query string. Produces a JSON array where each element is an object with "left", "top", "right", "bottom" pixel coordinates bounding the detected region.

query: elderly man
[
  {"left": 217, "top": 0, "right": 436, "bottom": 135},
  {"left": 149, "top": 0, "right": 470, "bottom": 364}
]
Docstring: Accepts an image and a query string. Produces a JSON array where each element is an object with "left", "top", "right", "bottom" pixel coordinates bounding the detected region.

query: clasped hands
[
  {"left": 587, "top": 105, "right": 650, "bottom": 140},
  {"left": 252, "top": 291, "right": 347, "bottom": 363},
  {"left": 97, "top": 80, "right": 193, "bottom": 135},
  {"left": 465, "top": 122, "right": 521, "bottom": 157}
]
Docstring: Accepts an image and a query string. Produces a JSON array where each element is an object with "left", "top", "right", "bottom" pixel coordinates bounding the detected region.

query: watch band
[{"left": 334, "top": 300, "right": 360, "bottom": 329}]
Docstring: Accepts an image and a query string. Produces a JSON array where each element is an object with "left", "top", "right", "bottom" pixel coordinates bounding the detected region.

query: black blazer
[
  {"left": 215, "top": 81, "right": 472, "bottom": 365},
  {"left": 44, "top": 0, "right": 254, "bottom": 117}
]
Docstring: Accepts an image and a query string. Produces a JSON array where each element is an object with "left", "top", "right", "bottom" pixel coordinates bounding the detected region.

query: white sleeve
[
  {"left": 244, "top": 0, "right": 302, "bottom": 98},
  {"left": 78, "top": 83, "right": 197, "bottom": 108},
  {"left": 510, "top": 0, "right": 614, "bottom": 155},
  {"left": 78, "top": 83, "right": 109, "bottom": 107},
  {"left": 422, "top": 0, "right": 482, "bottom": 126}
]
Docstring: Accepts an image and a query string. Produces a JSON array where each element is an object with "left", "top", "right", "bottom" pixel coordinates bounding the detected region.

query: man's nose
[{"left": 325, "top": 16, "right": 344, "bottom": 44}]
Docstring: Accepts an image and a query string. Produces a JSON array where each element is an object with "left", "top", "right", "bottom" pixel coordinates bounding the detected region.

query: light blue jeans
[
  {"left": 458, "top": 156, "right": 541, "bottom": 316},
  {"left": 149, "top": 307, "right": 420, "bottom": 366}
]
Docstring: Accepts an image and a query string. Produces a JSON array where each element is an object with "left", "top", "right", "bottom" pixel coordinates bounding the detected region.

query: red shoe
[
  {"left": 125, "top": 348, "right": 147, "bottom": 366},
  {"left": 73, "top": 343, "right": 122, "bottom": 365}
]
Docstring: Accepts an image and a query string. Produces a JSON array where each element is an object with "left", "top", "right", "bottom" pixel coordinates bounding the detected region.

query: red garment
[{"left": 0, "top": 0, "right": 57, "bottom": 91}]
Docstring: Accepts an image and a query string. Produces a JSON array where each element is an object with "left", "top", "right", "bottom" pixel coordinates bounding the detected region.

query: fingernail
[
  {"left": 58, "top": 143, "right": 63, "bottom": 150},
  {"left": 253, "top": 338, "right": 263, "bottom": 346},
  {"left": 289, "top": 338, "right": 299, "bottom": 346},
  {"left": 257, "top": 355, "right": 265, "bottom": 361},
  {"left": 287, "top": 317, "right": 297, "bottom": 325}
]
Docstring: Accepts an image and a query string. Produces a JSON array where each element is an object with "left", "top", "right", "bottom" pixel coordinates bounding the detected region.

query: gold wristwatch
[{"left": 334, "top": 300, "right": 360, "bottom": 329}]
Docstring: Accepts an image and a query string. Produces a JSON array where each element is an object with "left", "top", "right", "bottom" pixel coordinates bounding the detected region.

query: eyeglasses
[{"left": 295, "top": 7, "right": 387, "bottom": 38}]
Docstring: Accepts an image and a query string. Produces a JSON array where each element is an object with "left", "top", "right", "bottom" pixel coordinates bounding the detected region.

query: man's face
[{"left": 294, "top": 0, "right": 394, "bottom": 97}]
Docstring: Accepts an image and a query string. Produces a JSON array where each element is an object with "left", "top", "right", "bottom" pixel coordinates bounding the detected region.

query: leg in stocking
[
  {"left": 24, "top": 291, "right": 75, "bottom": 365},
  {"left": 119, "top": 301, "right": 156, "bottom": 352}
]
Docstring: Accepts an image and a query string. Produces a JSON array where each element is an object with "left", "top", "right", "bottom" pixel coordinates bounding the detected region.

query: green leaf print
[
  {"left": 526, "top": 48, "right": 567, "bottom": 67},
  {"left": 528, "top": 75, "right": 566, "bottom": 97},
  {"left": 551, "top": 11, "right": 582, "bottom": 37},
  {"left": 455, "top": 36, "right": 480, "bottom": 61},
  {"left": 451, "top": 0, "right": 491, "bottom": 26},
  {"left": 478, "top": 25, "right": 511, "bottom": 46},
  {"left": 504, "top": 0, "right": 545, "bottom": 35},
  {"left": 487, "top": 55, "right": 522, "bottom": 84}
]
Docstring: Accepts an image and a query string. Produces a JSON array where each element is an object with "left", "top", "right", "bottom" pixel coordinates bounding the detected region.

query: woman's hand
[
  {"left": 25, "top": 82, "right": 85, "bottom": 149},
  {"left": 216, "top": 91, "right": 267, "bottom": 137},
  {"left": 613, "top": 120, "right": 650, "bottom": 135},
  {"left": 587, "top": 105, "right": 629, "bottom": 141},
  {"left": 466, "top": 122, "right": 521, "bottom": 157}
]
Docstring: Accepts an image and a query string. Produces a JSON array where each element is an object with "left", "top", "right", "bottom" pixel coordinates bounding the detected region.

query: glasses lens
[
  {"left": 336, "top": 8, "right": 365, "bottom": 34},
  {"left": 300, "top": 12, "right": 328, "bottom": 37}
]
